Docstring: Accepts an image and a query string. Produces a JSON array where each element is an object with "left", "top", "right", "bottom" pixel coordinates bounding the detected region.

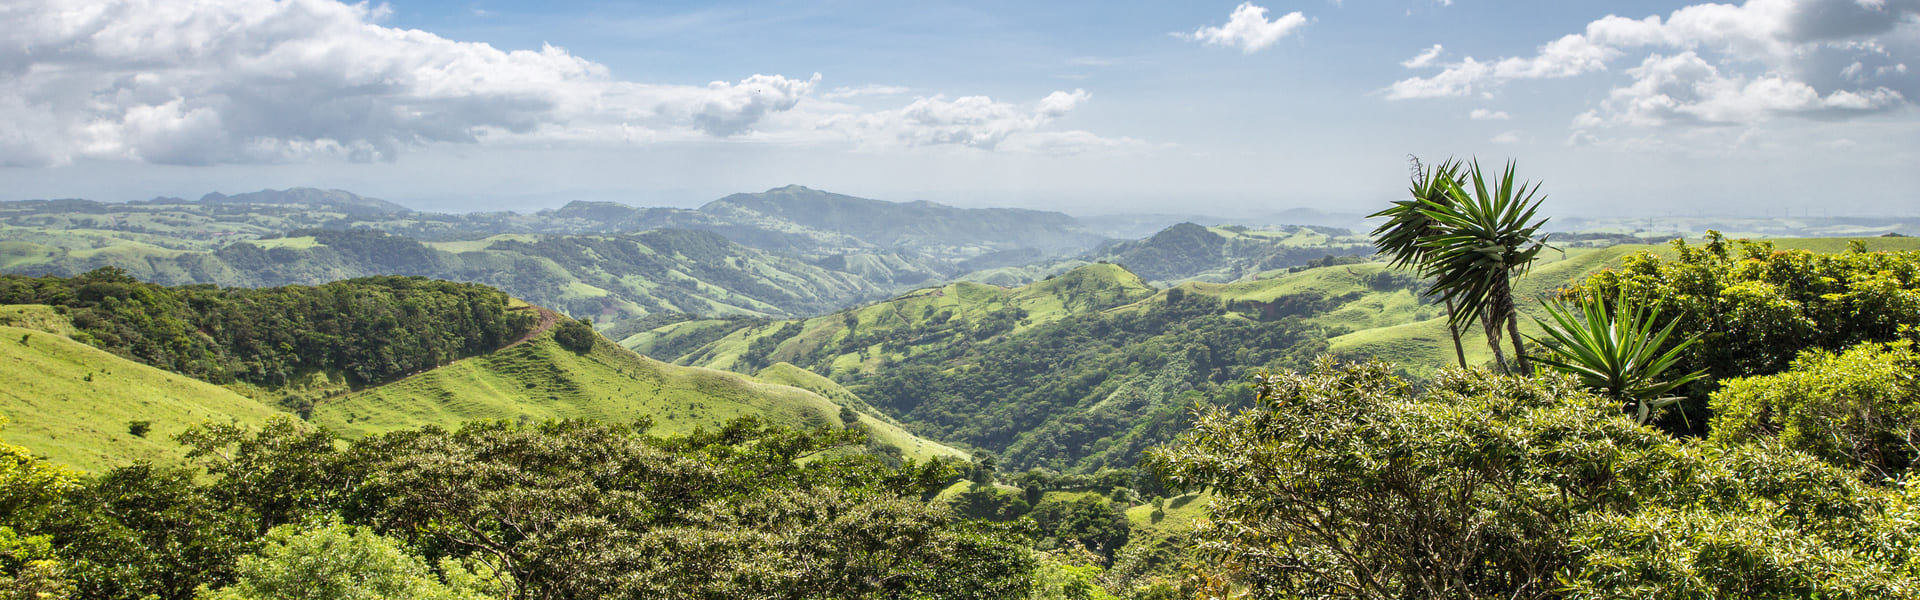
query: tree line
[{"left": 0, "top": 268, "right": 534, "bottom": 390}]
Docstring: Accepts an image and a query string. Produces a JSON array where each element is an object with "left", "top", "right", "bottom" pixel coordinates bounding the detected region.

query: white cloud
[
  {"left": 1402, "top": 44, "right": 1445, "bottom": 68},
  {"left": 1490, "top": 130, "right": 1528, "bottom": 144},
  {"left": 0, "top": 0, "right": 1135, "bottom": 167},
  {"left": 1469, "top": 108, "right": 1511, "bottom": 120},
  {"left": 1385, "top": 0, "right": 1920, "bottom": 129},
  {"left": 820, "top": 85, "right": 912, "bottom": 100},
  {"left": 1182, "top": 3, "right": 1310, "bottom": 54},
  {"left": 819, "top": 89, "right": 1130, "bottom": 153},
  {"left": 1573, "top": 51, "right": 1904, "bottom": 128}
]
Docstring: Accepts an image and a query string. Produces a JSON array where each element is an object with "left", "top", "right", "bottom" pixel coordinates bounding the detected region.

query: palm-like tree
[
  {"left": 1417, "top": 160, "right": 1550, "bottom": 373},
  {"left": 1369, "top": 157, "right": 1470, "bottom": 368},
  {"left": 1528, "top": 293, "right": 1706, "bottom": 424}
]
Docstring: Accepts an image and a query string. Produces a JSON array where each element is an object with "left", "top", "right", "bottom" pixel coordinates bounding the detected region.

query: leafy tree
[
  {"left": 1711, "top": 341, "right": 1920, "bottom": 480},
  {"left": 1570, "top": 233, "right": 1920, "bottom": 429},
  {"left": 354, "top": 417, "right": 1034, "bottom": 600},
  {"left": 1528, "top": 293, "right": 1705, "bottom": 424},
  {"left": 43, "top": 464, "right": 253, "bottom": 600},
  {"left": 1149, "top": 358, "right": 1920, "bottom": 599},
  {"left": 198, "top": 520, "right": 500, "bottom": 600},
  {"left": 1417, "top": 160, "right": 1551, "bottom": 373},
  {"left": 0, "top": 423, "right": 80, "bottom": 599},
  {"left": 552, "top": 317, "right": 597, "bottom": 352}
]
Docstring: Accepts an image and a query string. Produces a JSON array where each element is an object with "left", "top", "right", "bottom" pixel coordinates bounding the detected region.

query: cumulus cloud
[
  {"left": 1469, "top": 108, "right": 1512, "bottom": 120},
  {"left": 0, "top": 0, "right": 1134, "bottom": 167},
  {"left": 1386, "top": 0, "right": 1919, "bottom": 129},
  {"left": 1182, "top": 3, "right": 1309, "bottom": 54},
  {"left": 819, "top": 89, "right": 1137, "bottom": 153}
]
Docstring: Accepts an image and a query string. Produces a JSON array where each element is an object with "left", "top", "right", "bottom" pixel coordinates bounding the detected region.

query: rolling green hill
[
  {"left": 633, "top": 235, "right": 1918, "bottom": 472},
  {"left": 1082, "top": 222, "right": 1373, "bottom": 285},
  {"left": 311, "top": 324, "right": 967, "bottom": 463},
  {"left": 0, "top": 305, "right": 284, "bottom": 472}
]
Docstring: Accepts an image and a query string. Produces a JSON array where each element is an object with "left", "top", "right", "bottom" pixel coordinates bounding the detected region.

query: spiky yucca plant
[{"left": 1528, "top": 294, "right": 1706, "bottom": 424}]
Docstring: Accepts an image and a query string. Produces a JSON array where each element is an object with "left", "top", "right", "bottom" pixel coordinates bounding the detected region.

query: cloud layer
[
  {"left": 0, "top": 0, "right": 1118, "bottom": 167},
  {"left": 1182, "top": 3, "right": 1309, "bottom": 54},
  {"left": 1388, "top": 0, "right": 1918, "bottom": 132}
]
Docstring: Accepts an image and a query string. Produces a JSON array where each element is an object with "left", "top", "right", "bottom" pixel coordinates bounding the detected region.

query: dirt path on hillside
[{"left": 506, "top": 305, "right": 562, "bottom": 349}]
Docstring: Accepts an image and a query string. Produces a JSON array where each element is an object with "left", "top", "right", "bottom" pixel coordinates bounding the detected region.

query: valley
[{"left": 1, "top": 183, "right": 1917, "bottom": 599}]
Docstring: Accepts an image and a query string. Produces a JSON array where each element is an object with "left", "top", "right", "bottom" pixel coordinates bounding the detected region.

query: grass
[
  {"left": 0, "top": 306, "right": 285, "bottom": 472},
  {"left": 311, "top": 329, "right": 966, "bottom": 462}
]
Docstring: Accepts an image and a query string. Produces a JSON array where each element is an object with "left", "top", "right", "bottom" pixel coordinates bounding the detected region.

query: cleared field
[{"left": 0, "top": 306, "right": 285, "bottom": 472}]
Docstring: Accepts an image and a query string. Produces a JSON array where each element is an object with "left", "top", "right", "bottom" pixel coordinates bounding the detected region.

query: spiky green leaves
[
  {"left": 1529, "top": 294, "right": 1705, "bottom": 424},
  {"left": 1415, "top": 160, "right": 1549, "bottom": 332}
]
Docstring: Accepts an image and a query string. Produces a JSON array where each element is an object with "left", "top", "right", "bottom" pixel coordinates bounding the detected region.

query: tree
[
  {"left": 198, "top": 521, "right": 500, "bottom": 600},
  {"left": 1149, "top": 358, "right": 1920, "bottom": 599},
  {"left": 1369, "top": 157, "right": 1470, "bottom": 368},
  {"left": 1417, "top": 159, "right": 1550, "bottom": 373},
  {"left": 1527, "top": 293, "right": 1705, "bottom": 424},
  {"left": 1710, "top": 340, "right": 1920, "bottom": 481}
]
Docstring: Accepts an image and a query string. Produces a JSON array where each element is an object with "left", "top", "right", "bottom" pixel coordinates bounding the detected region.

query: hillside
[
  {"left": 0, "top": 227, "right": 892, "bottom": 322},
  {"left": 0, "top": 305, "right": 284, "bottom": 472},
  {"left": 632, "top": 262, "right": 1344, "bottom": 471},
  {"left": 1082, "top": 222, "right": 1373, "bottom": 285},
  {"left": 700, "top": 185, "right": 1106, "bottom": 261},
  {"left": 312, "top": 323, "right": 967, "bottom": 463}
]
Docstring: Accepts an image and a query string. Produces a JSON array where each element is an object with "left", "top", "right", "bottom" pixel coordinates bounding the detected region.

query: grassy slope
[
  {"left": 0, "top": 306, "right": 284, "bottom": 472},
  {"left": 642, "top": 263, "right": 1154, "bottom": 378},
  {"left": 312, "top": 330, "right": 966, "bottom": 463}
]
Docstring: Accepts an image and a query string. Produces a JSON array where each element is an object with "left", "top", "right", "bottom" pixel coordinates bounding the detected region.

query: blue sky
[{"left": 2, "top": 0, "right": 1915, "bottom": 217}]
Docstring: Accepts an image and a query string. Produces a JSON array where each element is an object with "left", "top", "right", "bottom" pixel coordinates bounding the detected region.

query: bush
[
  {"left": 552, "top": 317, "right": 597, "bottom": 352},
  {"left": 1150, "top": 358, "right": 1920, "bottom": 599},
  {"left": 1711, "top": 340, "right": 1920, "bottom": 480}
]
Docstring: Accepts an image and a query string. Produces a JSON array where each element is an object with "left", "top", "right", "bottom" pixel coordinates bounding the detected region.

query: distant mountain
[
  {"left": 699, "top": 185, "right": 1107, "bottom": 260},
  {"left": 194, "top": 188, "right": 414, "bottom": 215},
  {"left": 1083, "top": 223, "right": 1375, "bottom": 285}
]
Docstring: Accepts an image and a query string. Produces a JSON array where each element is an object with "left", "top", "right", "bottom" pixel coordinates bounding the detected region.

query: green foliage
[
  {"left": 1028, "top": 545, "right": 1119, "bottom": 600},
  {"left": 1711, "top": 341, "right": 1920, "bottom": 480},
  {"left": 1528, "top": 293, "right": 1705, "bottom": 424},
  {"left": 42, "top": 463, "right": 254, "bottom": 600},
  {"left": 551, "top": 316, "right": 597, "bottom": 352},
  {"left": 1149, "top": 358, "right": 1920, "bottom": 599},
  {"left": 198, "top": 521, "right": 498, "bottom": 600},
  {"left": 1416, "top": 159, "right": 1551, "bottom": 372},
  {"left": 1027, "top": 495, "right": 1130, "bottom": 560},
  {"left": 0, "top": 269, "right": 535, "bottom": 387},
  {"left": 1572, "top": 232, "right": 1920, "bottom": 428},
  {"left": 352, "top": 417, "right": 1032, "bottom": 599}
]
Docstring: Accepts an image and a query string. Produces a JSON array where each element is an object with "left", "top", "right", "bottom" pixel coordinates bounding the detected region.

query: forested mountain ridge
[
  {"left": 0, "top": 271, "right": 965, "bottom": 470},
  {"left": 2, "top": 186, "right": 1401, "bottom": 329},
  {"left": 630, "top": 261, "right": 1435, "bottom": 471}
]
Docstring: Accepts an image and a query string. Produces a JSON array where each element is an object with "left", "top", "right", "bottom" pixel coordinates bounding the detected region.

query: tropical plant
[
  {"left": 1370, "top": 156, "right": 1470, "bottom": 368},
  {"left": 1527, "top": 293, "right": 1705, "bottom": 424},
  {"left": 1149, "top": 358, "right": 1920, "bottom": 600},
  {"left": 1418, "top": 159, "right": 1551, "bottom": 373}
]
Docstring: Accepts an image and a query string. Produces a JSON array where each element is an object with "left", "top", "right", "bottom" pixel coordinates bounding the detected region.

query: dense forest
[{"left": 0, "top": 268, "right": 533, "bottom": 390}]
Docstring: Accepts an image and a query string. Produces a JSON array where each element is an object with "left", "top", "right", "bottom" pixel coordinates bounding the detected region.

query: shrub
[
  {"left": 1150, "top": 358, "right": 1920, "bottom": 599},
  {"left": 1711, "top": 340, "right": 1920, "bottom": 480}
]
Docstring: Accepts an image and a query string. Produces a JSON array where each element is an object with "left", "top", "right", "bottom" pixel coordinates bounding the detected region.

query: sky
[{"left": 1, "top": 0, "right": 1916, "bottom": 217}]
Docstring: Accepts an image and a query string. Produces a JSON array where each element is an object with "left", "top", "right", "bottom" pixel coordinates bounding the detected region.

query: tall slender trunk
[
  {"left": 1481, "top": 311, "right": 1508, "bottom": 373},
  {"left": 1492, "top": 273, "right": 1530, "bottom": 373},
  {"left": 1443, "top": 296, "right": 1468, "bottom": 369}
]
